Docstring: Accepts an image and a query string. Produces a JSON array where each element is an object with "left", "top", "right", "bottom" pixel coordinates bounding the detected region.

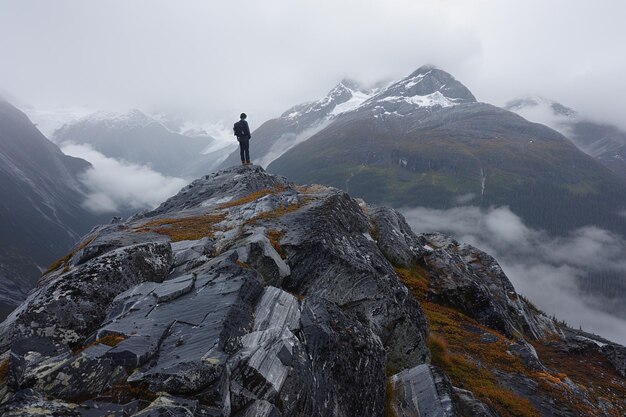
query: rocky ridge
[{"left": 0, "top": 166, "right": 624, "bottom": 416}]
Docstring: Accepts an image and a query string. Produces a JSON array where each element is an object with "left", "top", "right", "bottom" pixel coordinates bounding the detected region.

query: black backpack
[{"left": 233, "top": 121, "right": 245, "bottom": 138}]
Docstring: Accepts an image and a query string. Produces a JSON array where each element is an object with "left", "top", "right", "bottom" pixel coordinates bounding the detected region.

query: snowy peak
[
  {"left": 505, "top": 96, "right": 578, "bottom": 118},
  {"left": 376, "top": 65, "right": 477, "bottom": 105},
  {"left": 281, "top": 78, "right": 373, "bottom": 121}
]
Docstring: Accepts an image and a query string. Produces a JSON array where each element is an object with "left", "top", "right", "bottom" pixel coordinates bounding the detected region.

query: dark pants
[{"left": 239, "top": 138, "right": 250, "bottom": 162}]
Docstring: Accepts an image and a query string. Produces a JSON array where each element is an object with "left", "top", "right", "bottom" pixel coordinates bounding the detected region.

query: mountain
[
  {"left": 0, "top": 166, "right": 624, "bottom": 416},
  {"left": 267, "top": 66, "right": 626, "bottom": 236},
  {"left": 0, "top": 98, "right": 108, "bottom": 318},
  {"left": 53, "top": 110, "right": 221, "bottom": 178},
  {"left": 219, "top": 79, "right": 375, "bottom": 168},
  {"left": 505, "top": 96, "right": 626, "bottom": 182}
]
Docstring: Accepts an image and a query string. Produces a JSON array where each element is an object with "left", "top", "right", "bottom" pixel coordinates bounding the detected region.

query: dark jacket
[{"left": 234, "top": 120, "right": 251, "bottom": 140}]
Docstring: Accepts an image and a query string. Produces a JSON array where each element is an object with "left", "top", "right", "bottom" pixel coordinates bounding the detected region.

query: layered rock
[
  {"left": 0, "top": 166, "right": 430, "bottom": 416},
  {"left": 0, "top": 166, "right": 624, "bottom": 417}
]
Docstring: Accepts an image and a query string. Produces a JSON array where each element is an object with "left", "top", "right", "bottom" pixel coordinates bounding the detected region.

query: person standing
[{"left": 233, "top": 113, "right": 252, "bottom": 165}]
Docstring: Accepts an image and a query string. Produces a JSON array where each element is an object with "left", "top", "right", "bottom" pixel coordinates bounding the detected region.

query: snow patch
[
  {"left": 381, "top": 91, "right": 457, "bottom": 108},
  {"left": 330, "top": 90, "right": 372, "bottom": 115},
  {"left": 403, "top": 72, "right": 430, "bottom": 89}
]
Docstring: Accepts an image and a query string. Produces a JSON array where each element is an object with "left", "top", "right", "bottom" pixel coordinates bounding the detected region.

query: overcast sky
[{"left": 1, "top": 0, "right": 625, "bottom": 128}]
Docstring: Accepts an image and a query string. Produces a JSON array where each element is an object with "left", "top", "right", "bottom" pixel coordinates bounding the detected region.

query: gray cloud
[
  {"left": 402, "top": 205, "right": 626, "bottom": 345},
  {"left": 1, "top": 1, "right": 625, "bottom": 130},
  {"left": 61, "top": 143, "right": 188, "bottom": 213}
]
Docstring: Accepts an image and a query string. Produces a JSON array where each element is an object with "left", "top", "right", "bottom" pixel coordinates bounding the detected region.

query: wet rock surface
[
  {"left": 415, "top": 233, "right": 560, "bottom": 340},
  {"left": 0, "top": 165, "right": 624, "bottom": 416}
]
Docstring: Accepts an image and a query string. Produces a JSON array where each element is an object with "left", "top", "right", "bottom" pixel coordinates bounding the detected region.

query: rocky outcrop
[
  {"left": 0, "top": 166, "right": 433, "bottom": 416},
  {"left": 0, "top": 166, "right": 624, "bottom": 416},
  {"left": 415, "top": 233, "right": 561, "bottom": 340}
]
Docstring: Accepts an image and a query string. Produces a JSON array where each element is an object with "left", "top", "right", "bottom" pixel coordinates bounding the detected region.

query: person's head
[{"left": 240, "top": 113, "right": 247, "bottom": 120}]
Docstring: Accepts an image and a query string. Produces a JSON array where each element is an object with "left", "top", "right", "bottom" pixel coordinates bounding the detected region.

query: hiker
[{"left": 233, "top": 113, "right": 252, "bottom": 165}]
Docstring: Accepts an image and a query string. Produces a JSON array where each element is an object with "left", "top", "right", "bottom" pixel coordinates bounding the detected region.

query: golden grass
[
  {"left": 43, "top": 235, "right": 97, "bottom": 275},
  {"left": 532, "top": 341, "right": 626, "bottom": 416},
  {"left": 244, "top": 202, "right": 304, "bottom": 225},
  {"left": 394, "top": 265, "right": 429, "bottom": 300},
  {"left": 106, "top": 380, "right": 158, "bottom": 403},
  {"left": 394, "top": 262, "right": 626, "bottom": 416},
  {"left": 267, "top": 229, "right": 286, "bottom": 259},
  {"left": 137, "top": 213, "right": 226, "bottom": 242},
  {"left": 73, "top": 333, "right": 126, "bottom": 354},
  {"left": 235, "top": 260, "right": 252, "bottom": 269},
  {"left": 386, "top": 376, "right": 397, "bottom": 417},
  {"left": 218, "top": 188, "right": 274, "bottom": 209},
  {"left": 218, "top": 184, "right": 288, "bottom": 209},
  {"left": 369, "top": 223, "right": 379, "bottom": 242},
  {"left": 394, "top": 263, "right": 539, "bottom": 417},
  {"left": 0, "top": 358, "right": 8, "bottom": 383}
]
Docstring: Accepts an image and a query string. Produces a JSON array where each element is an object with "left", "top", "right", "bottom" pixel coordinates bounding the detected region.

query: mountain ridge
[{"left": 0, "top": 166, "right": 624, "bottom": 416}]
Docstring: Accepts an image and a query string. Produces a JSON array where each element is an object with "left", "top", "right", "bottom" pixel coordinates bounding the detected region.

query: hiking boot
[
  {"left": 241, "top": 161, "right": 246, "bottom": 166},
  {"left": 246, "top": 160, "right": 251, "bottom": 165}
]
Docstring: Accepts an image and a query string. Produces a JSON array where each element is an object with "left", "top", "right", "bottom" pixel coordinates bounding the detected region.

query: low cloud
[
  {"left": 62, "top": 143, "right": 188, "bottom": 214},
  {"left": 402, "top": 205, "right": 626, "bottom": 345}
]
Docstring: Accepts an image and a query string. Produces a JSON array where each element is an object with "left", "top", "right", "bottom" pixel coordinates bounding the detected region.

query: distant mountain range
[
  {"left": 0, "top": 98, "right": 109, "bottom": 317},
  {"left": 505, "top": 96, "right": 626, "bottom": 182},
  {"left": 265, "top": 66, "right": 626, "bottom": 236},
  {"left": 54, "top": 109, "right": 230, "bottom": 178}
]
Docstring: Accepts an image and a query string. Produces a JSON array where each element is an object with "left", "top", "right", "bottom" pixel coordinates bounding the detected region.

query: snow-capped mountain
[
  {"left": 53, "top": 109, "right": 226, "bottom": 178},
  {"left": 505, "top": 96, "right": 626, "bottom": 181},
  {"left": 267, "top": 66, "right": 626, "bottom": 235},
  {"left": 218, "top": 79, "right": 376, "bottom": 168},
  {"left": 220, "top": 66, "right": 477, "bottom": 169}
]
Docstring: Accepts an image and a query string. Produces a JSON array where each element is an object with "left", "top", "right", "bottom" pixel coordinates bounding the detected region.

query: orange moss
[
  {"left": 267, "top": 229, "right": 286, "bottom": 258},
  {"left": 0, "top": 358, "right": 8, "bottom": 383},
  {"left": 245, "top": 201, "right": 304, "bottom": 225},
  {"left": 106, "top": 380, "right": 158, "bottom": 404},
  {"left": 43, "top": 235, "right": 97, "bottom": 275},
  {"left": 532, "top": 341, "right": 626, "bottom": 415},
  {"left": 218, "top": 184, "right": 288, "bottom": 209},
  {"left": 386, "top": 376, "right": 397, "bottom": 417},
  {"left": 138, "top": 213, "right": 226, "bottom": 242},
  {"left": 394, "top": 265, "right": 429, "bottom": 300},
  {"left": 97, "top": 334, "right": 127, "bottom": 347},
  {"left": 74, "top": 333, "right": 126, "bottom": 354},
  {"left": 370, "top": 223, "right": 379, "bottom": 242},
  {"left": 218, "top": 188, "right": 274, "bottom": 209},
  {"left": 393, "top": 249, "right": 626, "bottom": 415},
  {"left": 427, "top": 334, "right": 451, "bottom": 367},
  {"left": 235, "top": 260, "right": 252, "bottom": 269}
]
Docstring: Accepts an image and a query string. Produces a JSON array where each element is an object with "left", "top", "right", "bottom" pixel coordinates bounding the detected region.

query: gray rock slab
[
  {"left": 0, "top": 388, "right": 81, "bottom": 416},
  {"left": 233, "top": 400, "right": 281, "bottom": 417},
  {"left": 298, "top": 297, "right": 386, "bottom": 417},
  {"left": 390, "top": 364, "right": 454, "bottom": 417},
  {"left": 369, "top": 206, "right": 425, "bottom": 268},
  {"left": 0, "top": 241, "right": 172, "bottom": 350},
  {"left": 121, "top": 264, "right": 262, "bottom": 394},
  {"left": 235, "top": 231, "right": 290, "bottom": 286},
  {"left": 253, "top": 286, "right": 300, "bottom": 332}
]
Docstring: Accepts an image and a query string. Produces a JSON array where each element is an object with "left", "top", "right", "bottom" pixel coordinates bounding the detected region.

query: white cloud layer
[
  {"left": 1, "top": 0, "right": 626, "bottom": 129},
  {"left": 402, "top": 206, "right": 626, "bottom": 345},
  {"left": 61, "top": 144, "right": 188, "bottom": 214}
]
